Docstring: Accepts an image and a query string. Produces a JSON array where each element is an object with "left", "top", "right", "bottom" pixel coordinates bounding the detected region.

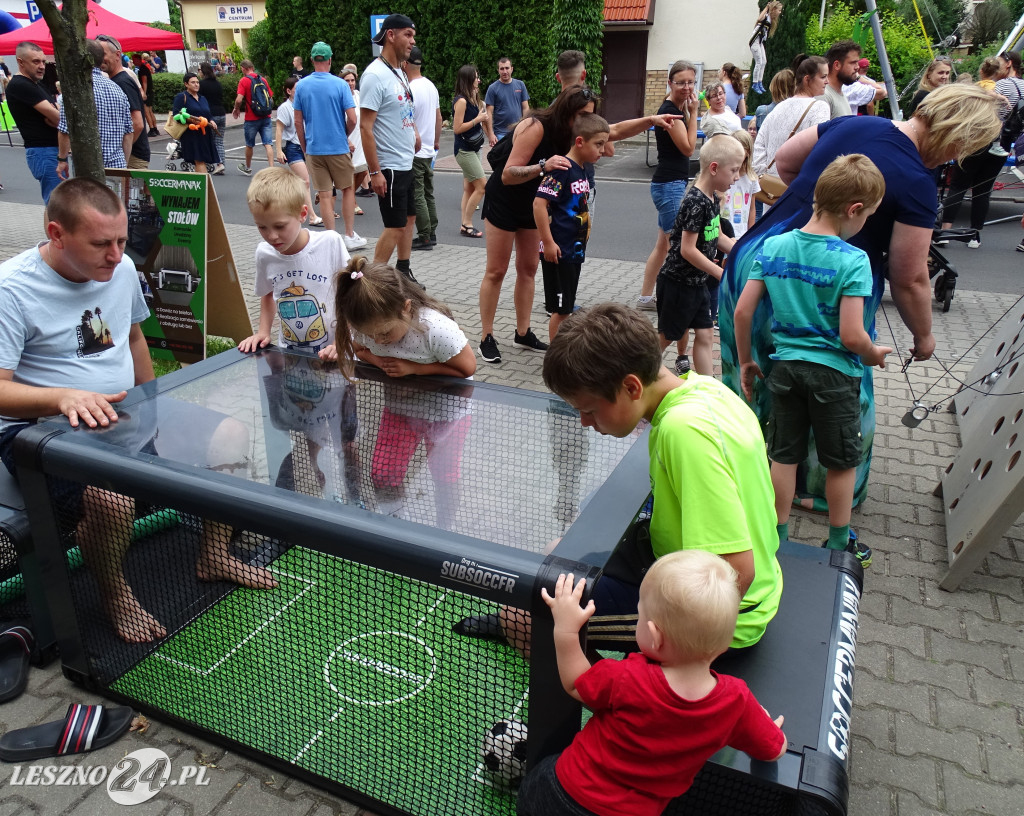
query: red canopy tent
[{"left": 0, "top": 1, "right": 184, "bottom": 55}]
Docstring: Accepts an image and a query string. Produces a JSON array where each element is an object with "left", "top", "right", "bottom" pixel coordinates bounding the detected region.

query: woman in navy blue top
[
  {"left": 453, "top": 64, "right": 488, "bottom": 238},
  {"left": 719, "top": 85, "right": 999, "bottom": 512},
  {"left": 172, "top": 73, "right": 218, "bottom": 173}
]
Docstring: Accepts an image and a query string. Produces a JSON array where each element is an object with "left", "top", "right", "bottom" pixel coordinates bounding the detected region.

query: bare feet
[
  {"left": 196, "top": 554, "right": 278, "bottom": 589},
  {"left": 105, "top": 591, "right": 168, "bottom": 643}
]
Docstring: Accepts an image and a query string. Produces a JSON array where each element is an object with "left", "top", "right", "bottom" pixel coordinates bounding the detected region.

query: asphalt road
[{"left": 3, "top": 124, "right": 1022, "bottom": 294}]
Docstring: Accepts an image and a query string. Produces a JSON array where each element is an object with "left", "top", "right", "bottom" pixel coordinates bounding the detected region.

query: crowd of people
[{"left": 0, "top": 15, "right": 1016, "bottom": 813}]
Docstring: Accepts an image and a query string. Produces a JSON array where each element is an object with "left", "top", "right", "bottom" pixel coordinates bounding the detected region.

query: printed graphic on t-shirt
[
  {"left": 537, "top": 166, "right": 591, "bottom": 259},
  {"left": 77, "top": 306, "right": 115, "bottom": 357},
  {"left": 276, "top": 283, "right": 328, "bottom": 348}
]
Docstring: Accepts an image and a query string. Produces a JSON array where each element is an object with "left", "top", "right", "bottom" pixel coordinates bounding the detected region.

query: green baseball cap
[{"left": 311, "top": 41, "right": 333, "bottom": 62}]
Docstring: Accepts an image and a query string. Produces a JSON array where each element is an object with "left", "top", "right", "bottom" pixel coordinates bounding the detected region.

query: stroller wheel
[{"left": 942, "top": 278, "right": 954, "bottom": 313}]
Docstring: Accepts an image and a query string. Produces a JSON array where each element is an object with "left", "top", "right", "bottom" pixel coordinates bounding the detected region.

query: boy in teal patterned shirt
[{"left": 734, "top": 154, "right": 890, "bottom": 567}]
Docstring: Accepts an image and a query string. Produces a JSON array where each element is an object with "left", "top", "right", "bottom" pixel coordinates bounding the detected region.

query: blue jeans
[
  {"left": 243, "top": 117, "right": 273, "bottom": 147},
  {"left": 650, "top": 178, "right": 688, "bottom": 233},
  {"left": 26, "top": 146, "right": 60, "bottom": 203}
]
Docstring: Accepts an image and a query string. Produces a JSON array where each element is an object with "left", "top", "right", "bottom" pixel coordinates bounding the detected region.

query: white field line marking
[
  {"left": 292, "top": 705, "right": 345, "bottom": 765},
  {"left": 415, "top": 592, "right": 450, "bottom": 628},
  {"left": 154, "top": 568, "right": 315, "bottom": 676},
  {"left": 470, "top": 687, "right": 530, "bottom": 787}
]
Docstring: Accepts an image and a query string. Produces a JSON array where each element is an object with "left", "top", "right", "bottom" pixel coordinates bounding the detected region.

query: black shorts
[
  {"left": 656, "top": 276, "right": 712, "bottom": 341},
  {"left": 541, "top": 259, "right": 582, "bottom": 315},
  {"left": 377, "top": 168, "right": 416, "bottom": 229},
  {"left": 765, "top": 359, "right": 863, "bottom": 470},
  {"left": 481, "top": 174, "right": 538, "bottom": 233}
]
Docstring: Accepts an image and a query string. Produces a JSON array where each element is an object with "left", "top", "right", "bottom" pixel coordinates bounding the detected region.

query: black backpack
[
  {"left": 999, "top": 78, "right": 1024, "bottom": 150},
  {"left": 486, "top": 131, "right": 514, "bottom": 176},
  {"left": 247, "top": 74, "right": 273, "bottom": 117}
]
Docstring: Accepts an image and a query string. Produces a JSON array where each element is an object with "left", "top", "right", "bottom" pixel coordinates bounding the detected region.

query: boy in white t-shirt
[{"left": 239, "top": 167, "right": 350, "bottom": 358}]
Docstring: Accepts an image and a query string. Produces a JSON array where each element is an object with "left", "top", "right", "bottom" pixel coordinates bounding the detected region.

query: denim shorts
[
  {"left": 25, "top": 146, "right": 61, "bottom": 203},
  {"left": 243, "top": 117, "right": 273, "bottom": 148},
  {"left": 282, "top": 141, "right": 304, "bottom": 164},
  {"left": 651, "top": 179, "right": 688, "bottom": 233}
]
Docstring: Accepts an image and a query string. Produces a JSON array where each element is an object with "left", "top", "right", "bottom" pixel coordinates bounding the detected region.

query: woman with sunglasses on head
[
  {"left": 636, "top": 60, "right": 699, "bottom": 312},
  {"left": 476, "top": 86, "right": 681, "bottom": 363}
]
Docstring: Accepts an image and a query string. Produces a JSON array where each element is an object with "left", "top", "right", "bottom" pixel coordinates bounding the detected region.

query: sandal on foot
[
  {"left": 0, "top": 703, "right": 134, "bottom": 762},
  {"left": 308, "top": 216, "right": 324, "bottom": 227},
  {"left": 460, "top": 224, "right": 483, "bottom": 238},
  {"left": 0, "top": 625, "right": 35, "bottom": 703}
]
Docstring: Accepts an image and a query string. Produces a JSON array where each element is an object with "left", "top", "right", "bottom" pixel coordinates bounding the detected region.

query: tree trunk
[{"left": 37, "top": 0, "right": 105, "bottom": 184}]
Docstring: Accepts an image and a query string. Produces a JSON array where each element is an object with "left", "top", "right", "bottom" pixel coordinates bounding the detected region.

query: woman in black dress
[{"left": 172, "top": 72, "right": 218, "bottom": 174}]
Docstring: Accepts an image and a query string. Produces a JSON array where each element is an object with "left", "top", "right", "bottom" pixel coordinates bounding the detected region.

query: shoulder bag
[{"left": 754, "top": 99, "right": 817, "bottom": 205}]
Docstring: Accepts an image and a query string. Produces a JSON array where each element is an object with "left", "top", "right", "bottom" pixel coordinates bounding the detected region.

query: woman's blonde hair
[
  {"left": 918, "top": 57, "right": 952, "bottom": 91},
  {"left": 769, "top": 68, "right": 795, "bottom": 103},
  {"left": 731, "top": 128, "right": 757, "bottom": 180},
  {"left": 914, "top": 84, "right": 1001, "bottom": 165},
  {"left": 765, "top": 1, "right": 784, "bottom": 36},
  {"left": 641, "top": 550, "right": 739, "bottom": 660}
]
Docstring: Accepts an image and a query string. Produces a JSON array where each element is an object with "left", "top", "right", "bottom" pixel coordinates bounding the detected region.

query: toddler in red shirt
[{"left": 517, "top": 550, "right": 787, "bottom": 816}]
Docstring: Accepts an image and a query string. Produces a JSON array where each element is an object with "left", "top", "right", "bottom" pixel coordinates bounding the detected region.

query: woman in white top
[
  {"left": 274, "top": 76, "right": 321, "bottom": 225},
  {"left": 341, "top": 67, "right": 369, "bottom": 208},
  {"left": 701, "top": 82, "right": 743, "bottom": 133},
  {"left": 752, "top": 55, "right": 829, "bottom": 180}
]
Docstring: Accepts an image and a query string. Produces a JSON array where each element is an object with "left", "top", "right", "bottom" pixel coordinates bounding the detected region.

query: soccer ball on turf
[{"left": 481, "top": 719, "right": 528, "bottom": 787}]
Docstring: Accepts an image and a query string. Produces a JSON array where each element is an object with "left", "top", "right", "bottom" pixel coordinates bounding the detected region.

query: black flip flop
[
  {"left": 0, "top": 625, "right": 34, "bottom": 703},
  {"left": 0, "top": 704, "right": 134, "bottom": 762}
]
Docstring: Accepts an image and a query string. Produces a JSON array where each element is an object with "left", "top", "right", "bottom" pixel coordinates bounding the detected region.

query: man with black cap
[
  {"left": 293, "top": 41, "right": 363, "bottom": 249},
  {"left": 360, "top": 13, "right": 422, "bottom": 285},
  {"left": 407, "top": 46, "right": 441, "bottom": 252}
]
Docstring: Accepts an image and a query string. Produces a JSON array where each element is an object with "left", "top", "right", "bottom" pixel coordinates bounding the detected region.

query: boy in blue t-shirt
[
  {"left": 534, "top": 113, "right": 609, "bottom": 340},
  {"left": 734, "top": 154, "right": 890, "bottom": 568}
]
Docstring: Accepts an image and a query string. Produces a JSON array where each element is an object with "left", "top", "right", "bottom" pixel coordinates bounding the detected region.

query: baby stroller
[
  {"left": 164, "top": 138, "right": 196, "bottom": 173},
  {"left": 164, "top": 139, "right": 212, "bottom": 174}
]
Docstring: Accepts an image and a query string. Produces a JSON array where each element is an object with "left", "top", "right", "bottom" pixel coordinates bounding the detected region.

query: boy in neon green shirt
[{"left": 543, "top": 302, "right": 782, "bottom": 649}]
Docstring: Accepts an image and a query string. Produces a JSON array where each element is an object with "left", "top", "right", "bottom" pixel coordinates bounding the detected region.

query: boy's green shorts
[{"left": 764, "top": 359, "right": 863, "bottom": 471}]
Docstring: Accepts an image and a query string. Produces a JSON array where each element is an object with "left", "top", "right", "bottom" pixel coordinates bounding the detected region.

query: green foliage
[
  {"left": 152, "top": 336, "right": 237, "bottom": 377},
  {"left": 895, "top": 0, "right": 968, "bottom": 45},
  {"left": 262, "top": 0, "right": 557, "bottom": 116},
  {"left": 754, "top": 0, "right": 814, "bottom": 104},
  {"left": 553, "top": 0, "right": 604, "bottom": 101},
  {"left": 152, "top": 73, "right": 240, "bottom": 113},
  {"left": 807, "top": 4, "right": 932, "bottom": 113},
  {"left": 148, "top": 22, "right": 179, "bottom": 34},
  {"left": 166, "top": 0, "right": 181, "bottom": 32},
  {"left": 226, "top": 41, "right": 246, "bottom": 69},
  {"left": 195, "top": 29, "right": 217, "bottom": 46},
  {"left": 246, "top": 18, "right": 271, "bottom": 73},
  {"left": 965, "top": 0, "right": 1014, "bottom": 50}
]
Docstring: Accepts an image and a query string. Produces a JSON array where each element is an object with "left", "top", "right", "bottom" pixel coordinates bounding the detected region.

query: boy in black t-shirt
[
  {"left": 657, "top": 135, "right": 744, "bottom": 375},
  {"left": 534, "top": 113, "right": 610, "bottom": 340}
]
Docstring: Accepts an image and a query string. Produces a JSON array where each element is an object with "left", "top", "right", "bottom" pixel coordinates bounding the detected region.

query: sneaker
[
  {"left": 344, "top": 232, "right": 368, "bottom": 251},
  {"left": 823, "top": 530, "right": 872, "bottom": 569},
  {"left": 514, "top": 328, "right": 548, "bottom": 353},
  {"left": 989, "top": 144, "right": 1010, "bottom": 157},
  {"left": 967, "top": 238, "right": 981, "bottom": 249},
  {"left": 935, "top": 239, "right": 949, "bottom": 247},
  {"left": 399, "top": 267, "right": 423, "bottom": 288},
  {"left": 355, "top": 186, "right": 375, "bottom": 198},
  {"left": 636, "top": 295, "right": 657, "bottom": 312},
  {"left": 237, "top": 162, "right": 252, "bottom": 176},
  {"left": 479, "top": 333, "right": 501, "bottom": 363},
  {"left": 674, "top": 354, "right": 690, "bottom": 375},
  {"left": 149, "top": 127, "right": 160, "bottom": 137},
  {"left": 412, "top": 237, "right": 433, "bottom": 251},
  {"left": 1016, "top": 241, "right": 1024, "bottom": 253},
  {"left": 212, "top": 163, "right": 225, "bottom": 176},
  {"left": 430, "top": 232, "right": 437, "bottom": 244}
]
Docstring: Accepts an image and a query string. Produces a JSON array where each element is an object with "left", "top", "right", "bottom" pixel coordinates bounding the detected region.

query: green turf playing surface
[{"left": 113, "top": 546, "right": 531, "bottom": 816}]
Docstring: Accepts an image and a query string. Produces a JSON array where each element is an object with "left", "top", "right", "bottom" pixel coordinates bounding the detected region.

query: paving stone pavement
[{"left": 0, "top": 201, "right": 1021, "bottom": 815}]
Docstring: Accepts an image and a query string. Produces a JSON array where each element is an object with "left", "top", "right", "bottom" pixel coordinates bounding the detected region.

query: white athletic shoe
[{"left": 344, "top": 232, "right": 368, "bottom": 250}]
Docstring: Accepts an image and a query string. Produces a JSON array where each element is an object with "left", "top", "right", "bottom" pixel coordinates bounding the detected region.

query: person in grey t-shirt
[
  {"left": 485, "top": 57, "right": 529, "bottom": 144},
  {"left": 360, "top": 13, "right": 423, "bottom": 285}
]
